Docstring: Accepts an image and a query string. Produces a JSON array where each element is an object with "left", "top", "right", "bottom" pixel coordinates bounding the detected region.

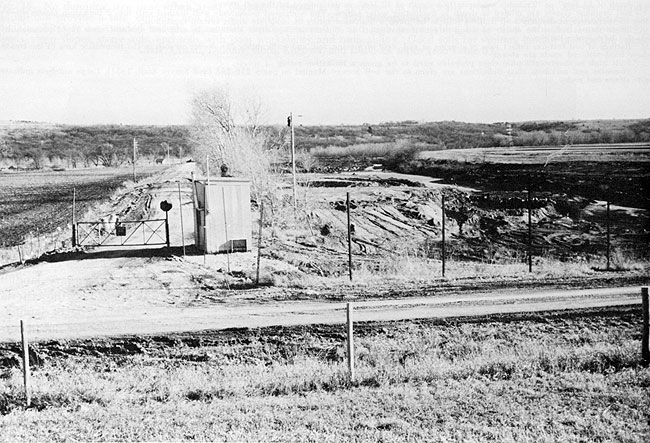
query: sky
[{"left": 1, "top": 0, "right": 649, "bottom": 126}]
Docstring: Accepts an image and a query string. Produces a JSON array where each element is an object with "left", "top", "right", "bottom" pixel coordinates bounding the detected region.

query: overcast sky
[{"left": 1, "top": 0, "right": 649, "bottom": 126}]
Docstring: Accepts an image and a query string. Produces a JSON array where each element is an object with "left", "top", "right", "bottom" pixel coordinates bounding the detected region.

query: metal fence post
[{"left": 642, "top": 287, "right": 649, "bottom": 363}]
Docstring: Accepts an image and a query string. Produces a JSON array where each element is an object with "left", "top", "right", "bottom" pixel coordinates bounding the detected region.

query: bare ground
[{"left": 0, "top": 164, "right": 647, "bottom": 344}]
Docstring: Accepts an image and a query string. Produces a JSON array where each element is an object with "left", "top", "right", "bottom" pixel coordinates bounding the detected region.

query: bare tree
[{"left": 190, "top": 87, "right": 278, "bottom": 199}]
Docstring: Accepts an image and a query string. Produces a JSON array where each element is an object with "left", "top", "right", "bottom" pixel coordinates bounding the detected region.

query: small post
[
  {"left": 36, "top": 227, "right": 40, "bottom": 255},
  {"left": 222, "top": 187, "right": 230, "bottom": 273},
  {"left": 346, "top": 192, "right": 353, "bottom": 281},
  {"left": 20, "top": 320, "right": 31, "bottom": 407},
  {"left": 441, "top": 193, "right": 446, "bottom": 277},
  {"left": 527, "top": 186, "right": 533, "bottom": 273},
  {"left": 206, "top": 155, "right": 211, "bottom": 185},
  {"left": 606, "top": 200, "right": 611, "bottom": 270},
  {"left": 132, "top": 138, "right": 137, "bottom": 182},
  {"left": 164, "top": 211, "right": 170, "bottom": 248},
  {"left": 347, "top": 303, "right": 355, "bottom": 382},
  {"left": 642, "top": 287, "right": 649, "bottom": 362},
  {"left": 72, "top": 188, "right": 77, "bottom": 247},
  {"left": 72, "top": 187, "right": 76, "bottom": 223},
  {"left": 289, "top": 112, "right": 297, "bottom": 213},
  {"left": 256, "top": 201, "right": 264, "bottom": 285},
  {"left": 177, "top": 183, "right": 186, "bottom": 256},
  {"left": 191, "top": 171, "right": 199, "bottom": 247}
]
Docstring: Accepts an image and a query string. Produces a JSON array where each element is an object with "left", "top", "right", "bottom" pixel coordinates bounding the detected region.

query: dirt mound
[{"left": 265, "top": 171, "right": 649, "bottom": 275}]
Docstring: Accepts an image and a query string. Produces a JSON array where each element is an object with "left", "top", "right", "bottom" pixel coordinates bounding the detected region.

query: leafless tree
[{"left": 190, "top": 87, "right": 279, "bottom": 200}]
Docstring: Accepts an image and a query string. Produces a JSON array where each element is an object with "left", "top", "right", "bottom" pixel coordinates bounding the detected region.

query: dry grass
[
  {"left": 310, "top": 142, "right": 396, "bottom": 160},
  {"left": 266, "top": 248, "right": 648, "bottom": 292},
  {"left": 1, "top": 309, "right": 648, "bottom": 441}
]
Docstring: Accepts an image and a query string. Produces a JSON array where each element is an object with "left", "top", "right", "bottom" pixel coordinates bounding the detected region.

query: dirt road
[{"left": 0, "top": 279, "right": 641, "bottom": 343}]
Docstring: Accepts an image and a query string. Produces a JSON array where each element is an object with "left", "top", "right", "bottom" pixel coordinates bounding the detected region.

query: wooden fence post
[
  {"left": 606, "top": 200, "right": 611, "bottom": 270},
  {"left": 177, "top": 182, "right": 186, "bottom": 256},
  {"left": 642, "top": 287, "right": 649, "bottom": 363},
  {"left": 527, "top": 186, "right": 533, "bottom": 273},
  {"left": 20, "top": 321, "right": 31, "bottom": 407},
  {"left": 441, "top": 193, "right": 446, "bottom": 277},
  {"left": 347, "top": 192, "right": 353, "bottom": 281},
  {"left": 221, "top": 187, "right": 230, "bottom": 274},
  {"left": 72, "top": 188, "right": 77, "bottom": 247},
  {"left": 347, "top": 303, "right": 355, "bottom": 382},
  {"left": 256, "top": 201, "right": 264, "bottom": 286}
]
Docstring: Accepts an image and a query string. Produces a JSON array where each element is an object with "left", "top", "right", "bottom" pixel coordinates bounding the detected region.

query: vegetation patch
[{"left": 0, "top": 306, "right": 647, "bottom": 441}]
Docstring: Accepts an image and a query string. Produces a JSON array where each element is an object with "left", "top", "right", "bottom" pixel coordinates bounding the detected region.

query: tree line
[
  {"left": 0, "top": 124, "right": 192, "bottom": 169},
  {"left": 2, "top": 118, "right": 648, "bottom": 170},
  {"left": 294, "top": 119, "right": 650, "bottom": 151}
]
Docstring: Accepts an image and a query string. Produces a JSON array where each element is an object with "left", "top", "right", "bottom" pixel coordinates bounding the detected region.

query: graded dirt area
[{"left": 0, "top": 164, "right": 648, "bottom": 345}]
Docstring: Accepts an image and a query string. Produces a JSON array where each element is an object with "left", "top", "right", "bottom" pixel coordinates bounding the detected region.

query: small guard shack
[{"left": 193, "top": 178, "right": 252, "bottom": 253}]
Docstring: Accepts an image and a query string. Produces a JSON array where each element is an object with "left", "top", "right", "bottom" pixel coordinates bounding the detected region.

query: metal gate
[{"left": 74, "top": 219, "right": 169, "bottom": 248}]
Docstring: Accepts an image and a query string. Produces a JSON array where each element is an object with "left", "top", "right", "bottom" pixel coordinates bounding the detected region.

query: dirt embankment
[{"left": 263, "top": 170, "right": 648, "bottom": 277}]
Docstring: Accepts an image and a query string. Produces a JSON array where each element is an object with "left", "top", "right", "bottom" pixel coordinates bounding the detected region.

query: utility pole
[{"left": 288, "top": 112, "right": 297, "bottom": 213}]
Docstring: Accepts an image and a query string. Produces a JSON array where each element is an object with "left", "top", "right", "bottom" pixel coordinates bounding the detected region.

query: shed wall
[{"left": 194, "top": 179, "right": 252, "bottom": 253}]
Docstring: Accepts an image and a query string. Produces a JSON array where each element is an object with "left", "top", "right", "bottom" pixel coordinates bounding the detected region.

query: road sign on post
[{"left": 160, "top": 200, "right": 172, "bottom": 248}]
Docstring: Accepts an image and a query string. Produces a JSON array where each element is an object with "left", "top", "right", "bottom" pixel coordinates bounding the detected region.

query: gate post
[
  {"left": 72, "top": 223, "right": 77, "bottom": 247},
  {"left": 165, "top": 213, "right": 170, "bottom": 248}
]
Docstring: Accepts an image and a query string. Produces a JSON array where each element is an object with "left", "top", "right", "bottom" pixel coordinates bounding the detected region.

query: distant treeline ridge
[{"left": 1, "top": 119, "right": 649, "bottom": 169}]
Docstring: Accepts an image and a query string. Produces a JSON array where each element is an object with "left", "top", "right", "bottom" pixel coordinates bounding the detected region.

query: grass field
[{"left": 1, "top": 306, "right": 648, "bottom": 441}]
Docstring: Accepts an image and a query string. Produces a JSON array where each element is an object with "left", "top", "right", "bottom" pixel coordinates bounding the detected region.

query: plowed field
[{"left": 0, "top": 167, "right": 160, "bottom": 249}]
